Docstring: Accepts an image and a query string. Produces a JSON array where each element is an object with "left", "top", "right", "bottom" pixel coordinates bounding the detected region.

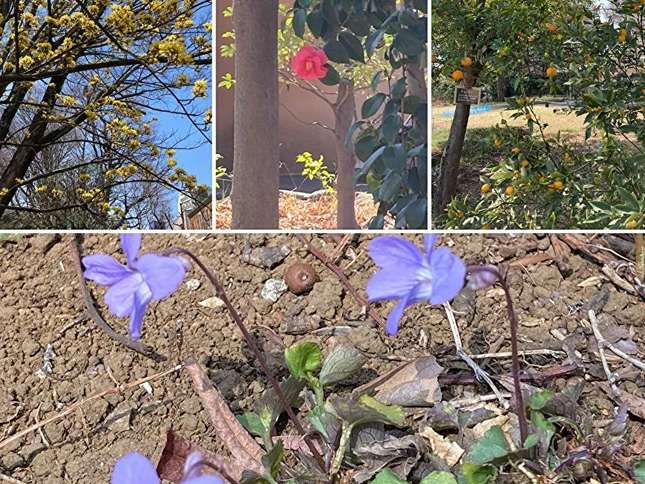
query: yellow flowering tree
[{"left": 0, "top": 0, "right": 212, "bottom": 228}]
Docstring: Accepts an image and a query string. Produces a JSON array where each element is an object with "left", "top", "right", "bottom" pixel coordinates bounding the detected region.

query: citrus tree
[
  {"left": 434, "top": 0, "right": 644, "bottom": 229},
  {"left": 0, "top": 0, "right": 211, "bottom": 228}
]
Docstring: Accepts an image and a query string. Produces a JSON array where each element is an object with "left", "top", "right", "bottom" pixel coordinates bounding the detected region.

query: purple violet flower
[
  {"left": 111, "top": 451, "right": 223, "bottom": 484},
  {"left": 82, "top": 234, "right": 187, "bottom": 340},
  {"left": 366, "top": 234, "right": 466, "bottom": 336}
]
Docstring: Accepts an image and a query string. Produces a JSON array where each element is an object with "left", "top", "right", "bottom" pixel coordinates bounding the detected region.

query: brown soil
[
  {"left": 215, "top": 192, "right": 390, "bottom": 230},
  {"left": 0, "top": 234, "right": 643, "bottom": 482}
]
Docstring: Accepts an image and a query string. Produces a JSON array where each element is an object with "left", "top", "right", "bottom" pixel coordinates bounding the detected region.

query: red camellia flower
[{"left": 291, "top": 45, "right": 328, "bottom": 80}]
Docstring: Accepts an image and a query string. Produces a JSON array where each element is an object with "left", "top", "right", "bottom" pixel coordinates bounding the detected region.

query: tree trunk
[
  {"left": 231, "top": 0, "right": 279, "bottom": 229},
  {"left": 438, "top": 102, "right": 471, "bottom": 212},
  {"left": 334, "top": 80, "right": 359, "bottom": 229},
  {"left": 496, "top": 76, "right": 507, "bottom": 101}
]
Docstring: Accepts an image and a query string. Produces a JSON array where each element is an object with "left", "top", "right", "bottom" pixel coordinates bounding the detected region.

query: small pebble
[{"left": 261, "top": 278, "right": 288, "bottom": 303}]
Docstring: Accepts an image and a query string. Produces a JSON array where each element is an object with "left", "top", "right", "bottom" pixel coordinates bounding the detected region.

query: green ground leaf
[
  {"left": 464, "top": 425, "right": 510, "bottom": 465},
  {"left": 634, "top": 460, "right": 645, "bottom": 484},
  {"left": 319, "top": 344, "right": 366, "bottom": 386},
  {"left": 371, "top": 469, "right": 407, "bottom": 484},
  {"left": 462, "top": 463, "right": 497, "bottom": 484},
  {"left": 284, "top": 341, "right": 322, "bottom": 380},
  {"left": 420, "top": 471, "right": 458, "bottom": 484},
  {"left": 527, "top": 389, "right": 554, "bottom": 410},
  {"left": 237, "top": 412, "right": 268, "bottom": 437}
]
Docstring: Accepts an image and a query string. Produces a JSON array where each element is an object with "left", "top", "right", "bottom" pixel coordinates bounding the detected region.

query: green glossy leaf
[
  {"left": 344, "top": 120, "right": 365, "bottom": 149},
  {"left": 381, "top": 114, "right": 401, "bottom": 144},
  {"left": 402, "top": 96, "right": 422, "bottom": 115},
  {"left": 391, "top": 77, "right": 407, "bottom": 100},
  {"left": 393, "top": 29, "right": 424, "bottom": 57},
  {"left": 382, "top": 144, "right": 406, "bottom": 172},
  {"left": 324, "top": 39, "right": 350, "bottom": 63},
  {"left": 356, "top": 145, "right": 386, "bottom": 177},
  {"left": 306, "top": 10, "right": 324, "bottom": 37},
  {"left": 321, "top": 0, "right": 339, "bottom": 28},
  {"left": 366, "top": 29, "right": 385, "bottom": 57},
  {"left": 320, "top": 64, "right": 340, "bottom": 85},
  {"left": 378, "top": 172, "right": 402, "bottom": 201},
  {"left": 285, "top": 341, "right": 322, "bottom": 380},
  {"left": 354, "top": 134, "right": 378, "bottom": 161},
  {"left": 339, "top": 31, "right": 365, "bottom": 62},
  {"left": 293, "top": 8, "right": 306, "bottom": 37},
  {"left": 362, "top": 93, "right": 386, "bottom": 118},
  {"left": 400, "top": 198, "right": 426, "bottom": 228}
]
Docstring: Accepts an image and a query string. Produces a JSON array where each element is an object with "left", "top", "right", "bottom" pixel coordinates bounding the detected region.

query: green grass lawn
[{"left": 432, "top": 103, "right": 588, "bottom": 147}]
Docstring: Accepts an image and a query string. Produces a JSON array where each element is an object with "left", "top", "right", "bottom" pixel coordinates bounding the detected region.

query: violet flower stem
[
  {"left": 468, "top": 264, "right": 529, "bottom": 444},
  {"left": 167, "top": 248, "right": 326, "bottom": 470}
]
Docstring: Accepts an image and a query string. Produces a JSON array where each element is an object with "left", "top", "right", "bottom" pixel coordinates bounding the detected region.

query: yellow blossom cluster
[
  {"left": 175, "top": 14, "right": 193, "bottom": 28},
  {"left": 192, "top": 79, "right": 207, "bottom": 97},
  {"left": 107, "top": 119, "right": 139, "bottom": 141},
  {"left": 76, "top": 187, "right": 104, "bottom": 201},
  {"left": 106, "top": 165, "right": 138, "bottom": 179},
  {"left": 19, "top": 56, "right": 35, "bottom": 70},
  {"left": 169, "top": 167, "right": 197, "bottom": 190},
  {"left": 79, "top": 173, "right": 91, "bottom": 182},
  {"left": 150, "top": 35, "right": 193, "bottom": 64},
  {"left": 57, "top": 95, "right": 78, "bottom": 107},
  {"left": 107, "top": 5, "right": 135, "bottom": 35},
  {"left": 175, "top": 73, "right": 190, "bottom": 86}
]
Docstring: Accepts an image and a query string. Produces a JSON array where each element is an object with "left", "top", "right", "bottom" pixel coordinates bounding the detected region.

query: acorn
[{"left": 284, "top": 263, "right": 318, "bottom": 295}]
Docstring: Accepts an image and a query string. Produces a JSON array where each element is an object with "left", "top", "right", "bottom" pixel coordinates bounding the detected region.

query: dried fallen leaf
[
  {"left": 157, "top": 430, "right": 235, "bottom": 483},
  {"left": 371, "top": 356, "right": 443, "bottom": 407},
  {"left": 184, "top": 359, "right": 264, "bottom": 478},
  {"left": 420, "top": 426, "right": 464, "bottom": 467}
]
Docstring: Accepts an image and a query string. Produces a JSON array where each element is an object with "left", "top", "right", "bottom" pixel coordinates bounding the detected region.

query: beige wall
[{"left": 215, "top": 0, "right": 371, "bottom": 173}]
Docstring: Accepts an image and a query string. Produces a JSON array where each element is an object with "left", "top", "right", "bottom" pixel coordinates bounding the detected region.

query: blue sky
[{"left": 154, "top": 83, "right": 212, "bottom": 217}]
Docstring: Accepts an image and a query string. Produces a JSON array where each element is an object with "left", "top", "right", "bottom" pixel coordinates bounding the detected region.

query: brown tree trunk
[
  {"left": 438, "top": 102, "right": 471, "bottom": 212},
  {"left": 496, "top": 76, "right": 507, "bottom": 101},
  {"left": 437, "top": 70, "right": 478, "bottom": 213},
  {"left": 334, "top": 80, "right": 359, "bottom": 229},
  {"left": 231, "top": 0, "right": 279, "bottom": 229}
]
